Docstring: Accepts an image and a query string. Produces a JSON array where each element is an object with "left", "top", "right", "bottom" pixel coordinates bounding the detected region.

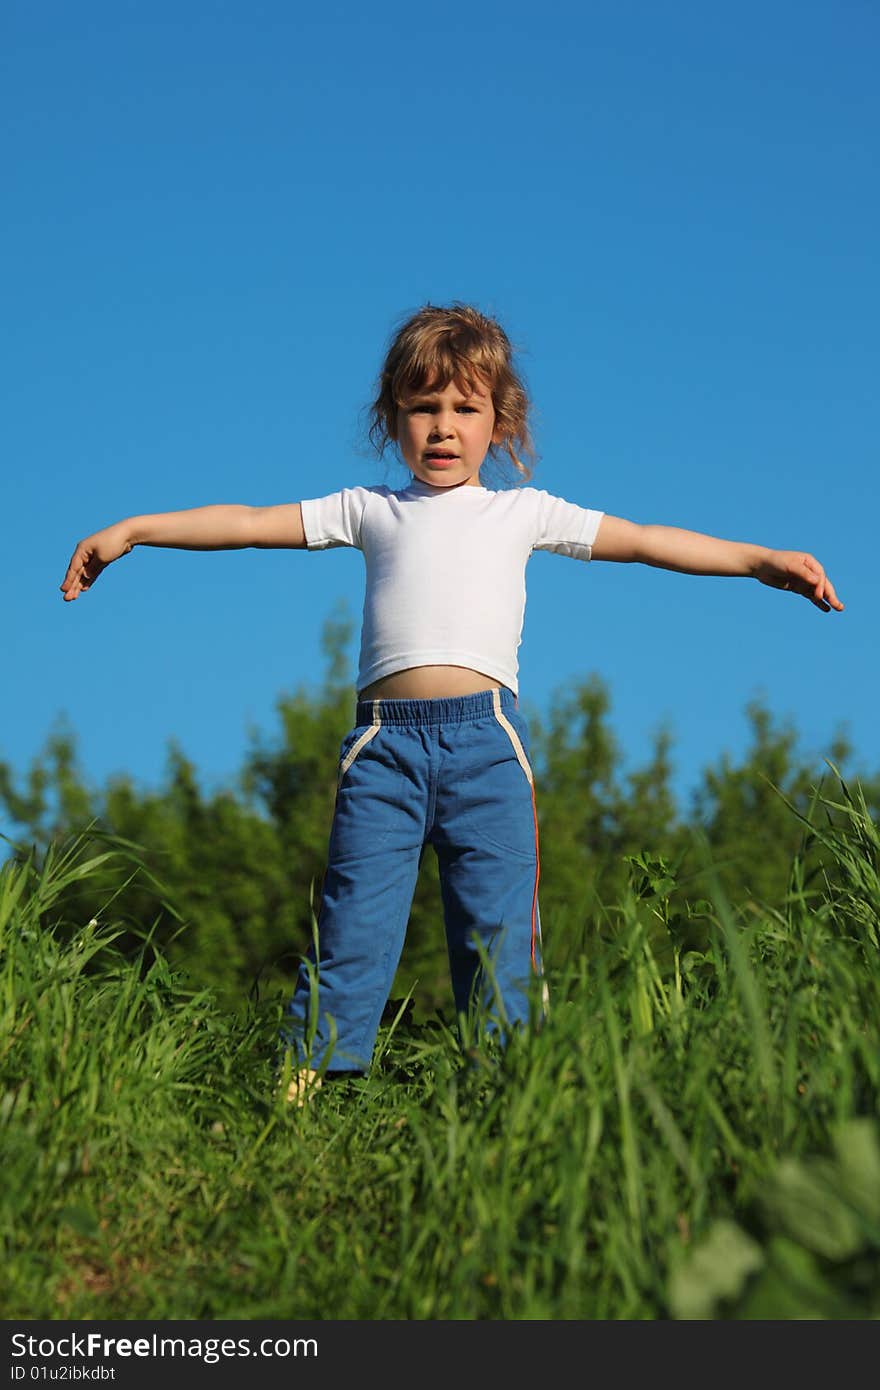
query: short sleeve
[
  {"left": 299, "top": 486, "right": 386, "bottom": 551},
  {"left": 530, "top": 490, "right": 605, "bottom": 562}
]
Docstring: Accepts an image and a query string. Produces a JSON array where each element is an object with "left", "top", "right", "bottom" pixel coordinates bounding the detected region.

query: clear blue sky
[{"left": 4, "top": 0, "right": 876, "bottom": 852}]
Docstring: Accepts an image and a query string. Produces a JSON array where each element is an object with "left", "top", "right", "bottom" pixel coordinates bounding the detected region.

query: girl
[{"left": 60, "top": 303, "right": 844, "bottom": 1100}]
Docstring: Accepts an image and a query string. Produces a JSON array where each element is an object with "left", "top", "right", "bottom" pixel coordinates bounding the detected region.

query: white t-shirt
[{"left": 299, "top": 478, "right": 605, "bottom": 696}]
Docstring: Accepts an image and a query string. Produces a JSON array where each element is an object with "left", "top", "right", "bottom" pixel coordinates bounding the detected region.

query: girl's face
[{"left": 395, "top": 376, "right": 500, "bottom": 489}]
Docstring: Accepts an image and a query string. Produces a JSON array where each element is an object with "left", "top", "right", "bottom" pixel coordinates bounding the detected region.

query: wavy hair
[{"left": 368, "top": 303, "right": 536, "bottom": 484}]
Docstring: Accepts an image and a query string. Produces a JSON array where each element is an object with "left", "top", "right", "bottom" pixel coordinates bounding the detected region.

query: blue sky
[{"left": 4, "top": 0, "right": 877, "bottom": 852}]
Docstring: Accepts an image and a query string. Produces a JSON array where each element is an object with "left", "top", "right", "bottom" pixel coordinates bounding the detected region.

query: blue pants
[{"left": 283, "top": 687, "right": 545, "bottom": 1073}]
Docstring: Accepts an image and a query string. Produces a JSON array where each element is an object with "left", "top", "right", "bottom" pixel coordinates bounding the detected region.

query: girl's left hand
[{"left": 754, "top": 550, "right": 844, "bottom": 612}]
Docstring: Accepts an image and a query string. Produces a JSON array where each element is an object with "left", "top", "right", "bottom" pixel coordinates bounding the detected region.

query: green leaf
[
  {"left": 737, "top": 1237, "right": 839, "bottom": 1319},
  {"left": 833, "top": 1119, "right": 880, "bottom": 1224},
  {"left": 762, "top": 1157, "right": 864, "bottom": 1260},
  {"left": 668, "top": 1220, "right": 765, "bottom": 1319}
]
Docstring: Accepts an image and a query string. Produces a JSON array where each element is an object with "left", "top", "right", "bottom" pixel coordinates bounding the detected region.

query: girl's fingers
[
  {"left": 61, "top": 551, "right": 83, "bottom": 591},
  {"left": 60, "top": 553, "right": 90, "bottom": 599},
  {"left": 60, "top": 545, "right": 104, "bottom": 599},
  {"left": 808, "top": 576, "right": 843, "bottom": 612},
  {"left": 802, "top": 556, "right": 824, "bottom": 597},
  {"left": 800, "top": 555, "right": 843, "bottom": 609},
  {"left": 786, "top": 554, "right": 843, "bottom": 611},
  {"left": 824, "top": 578, "right": 844, "bottom": 609}
]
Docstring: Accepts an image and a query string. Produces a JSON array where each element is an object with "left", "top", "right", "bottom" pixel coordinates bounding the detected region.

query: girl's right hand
[{"left": 60, "top": 523, "right": 133, "bottom": 601}]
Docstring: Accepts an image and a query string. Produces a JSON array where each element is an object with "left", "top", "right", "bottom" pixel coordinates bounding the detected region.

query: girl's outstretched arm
[
  {"left": 60, "top": 503, "right": 306, "bottom": 601},
  {"left": 590, "top": 515, "right": 844, "bottom": 613}
]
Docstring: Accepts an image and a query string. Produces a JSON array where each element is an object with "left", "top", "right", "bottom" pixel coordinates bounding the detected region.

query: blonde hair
[{"left": 368, "top": 303, "right": 536, "bottom": 485}]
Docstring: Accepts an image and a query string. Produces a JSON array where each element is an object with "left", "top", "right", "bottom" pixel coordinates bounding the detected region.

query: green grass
[{"left": 1, "top": 770, "right": 878, "bottom": 1319}]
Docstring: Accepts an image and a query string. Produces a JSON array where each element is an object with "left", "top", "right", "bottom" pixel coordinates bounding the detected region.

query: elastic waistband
[{"left": 354, "top": 686, "right": 518, "bottom": 727}]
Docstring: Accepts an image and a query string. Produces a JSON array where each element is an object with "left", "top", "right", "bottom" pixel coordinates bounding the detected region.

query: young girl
[{"left": 60, "top": 303, "right": 844, "bottom": 1100}]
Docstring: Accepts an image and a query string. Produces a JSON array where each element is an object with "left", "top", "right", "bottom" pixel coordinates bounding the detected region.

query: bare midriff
[{"left": 358, "top": 665, "right": 505, "bottom": 702}]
